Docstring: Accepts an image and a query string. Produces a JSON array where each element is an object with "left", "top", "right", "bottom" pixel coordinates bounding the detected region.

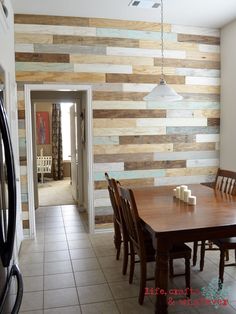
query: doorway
[{"left": 24, "top": 84, "right": 94, "bottom": 235}]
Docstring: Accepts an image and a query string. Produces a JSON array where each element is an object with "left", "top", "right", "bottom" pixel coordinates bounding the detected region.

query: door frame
[{"left": 24, "top": 84, "right": 94, "bottom": 235}]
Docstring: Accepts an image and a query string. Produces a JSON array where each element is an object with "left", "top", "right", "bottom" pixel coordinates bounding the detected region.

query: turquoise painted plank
[
  {"left": 21, "top": 193, "right": 28, "bottom": 202},
  {"left": 147, "top": 102, "right": 220, "bottom": 110},
  {"left": 94, "top": 169, "right": 165, "bottom": 181},
  {"left": 16, "top": 62, "right": 73, "bottom": 72},
  {"left": 167, "top": 126, "right": 220, "bottom": 134},
  {"left": 97, "top": 28, "right": 177, "bottom": 41},
  {"left": 93, "top": 136, "right": 119, "bottom": 145}
]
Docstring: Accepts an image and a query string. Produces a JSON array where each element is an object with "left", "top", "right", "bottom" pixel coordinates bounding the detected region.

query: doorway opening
[{"left": 24, "top": 84, "right": 94, "bottom": 236}]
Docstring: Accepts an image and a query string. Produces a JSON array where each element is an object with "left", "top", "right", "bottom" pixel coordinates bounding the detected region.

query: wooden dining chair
[
  {"left": 105, "top": 173, "right": 129, "bottom": 275},
  {"left": 119, "top": 186, "right": 192, "bottom": 305},
  {"left": 196, "top": 169, "right": 236, "bottom": 285}
]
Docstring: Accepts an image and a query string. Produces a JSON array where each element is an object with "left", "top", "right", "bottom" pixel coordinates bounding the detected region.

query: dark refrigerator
[{"left": 0, "top": 91, "right": 23, "bottom": 313}]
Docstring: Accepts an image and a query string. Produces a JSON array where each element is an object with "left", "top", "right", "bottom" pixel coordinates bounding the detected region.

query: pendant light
[{"left": 143, "top": 0, "right": 183, "bottom": 101}]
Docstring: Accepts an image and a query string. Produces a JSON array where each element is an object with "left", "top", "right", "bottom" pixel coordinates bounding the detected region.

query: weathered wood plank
[
  {"left": 15, "top": 52, "right": 70, "bottom": 63},
  {"left": 94, "top": 153, "right": 154, "bottom": 163},
  {"left": 93, "top": 109, "right": 166, "bottom": 119},
  {"left": 178, "top": 34, "right": 220, "bottom": 45},
  {"left": 119, "top": 134, "right": 195, "bottom": 145},
  {"left": 167, "top": 126, "right": 219, "bottom": 134},
  {"left": 53, "top": 35, "right": 139, "bottom": 48},
  {"left": 132, "top": 65, "right": 175, "bottom": 75},
  {"left": 14, "top": 14, "right": 90, "bottom": 26},
  {"left": 16, "top": 71, "right": 106, "bottom": 83},
  {"left": 89, "top": 18, "right": 171, "bottom": 32},
  {"left": 174, "top": 142, "right": 215, "bottom": 151},
  {"left": 166, "top": 166, "right": 218, "bottom": 176},
  {"left": 93, "top": 101, "right": 147, "bottom": 110},
  {"left": 186, "top": 51, "right": 220, "bottom": 62},
  {"left": 93, "top": 119, "right": 136, "bottom": 128},
  {"left": 18, "top": 110, "right": 25, "bottom": 119},
  {"left": 106, "top": 74, "right": 185, "bottom": 84},
  {"left": 93, "top": 91, "right": 147, "bottom": 101},
  {"left": 124, "top": 160, "right": 186, "bottom": 171},
  {"left": 139, "top": 40, "right": 198, "bottom": 51},
  {"left": 15, "top": 33, "right": 53, "bottom": 44},
  {"left": 94, "top": 127, "right": 166, "bottom": 136},
  {"left": 94, "top": 178, "right": 155, "bottom": 189},
  {"left": 154, "top": 58, "right": 220, "bottom": 69},
  {"left": 94, "top": 143, "right": 173, "bottom": 154},
  {"left": 208, "top": 118, "right": 220, "bottom": 126}
]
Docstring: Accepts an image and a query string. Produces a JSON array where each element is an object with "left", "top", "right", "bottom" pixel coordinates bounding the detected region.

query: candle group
[{"left": 173, "top": 185, "right": 196, "bottom": 205}]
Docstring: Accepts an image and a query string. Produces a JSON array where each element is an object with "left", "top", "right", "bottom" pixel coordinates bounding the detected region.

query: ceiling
[{"left": 11, "top": 0, "right": 236, "bottom": 29}]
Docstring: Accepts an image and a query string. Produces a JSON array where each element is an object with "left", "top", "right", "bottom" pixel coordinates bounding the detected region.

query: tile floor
[{"left": 18, "top": 205, "right": 236, "bottom": 314}]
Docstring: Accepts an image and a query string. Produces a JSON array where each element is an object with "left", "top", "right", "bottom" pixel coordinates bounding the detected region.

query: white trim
[{"left": 24, "top": 84, "right": 94, "bottom": 235}]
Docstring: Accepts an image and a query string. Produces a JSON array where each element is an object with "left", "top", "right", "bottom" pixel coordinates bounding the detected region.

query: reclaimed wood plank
[
  {"left": 153, "top": 150, "right": 219, "bottom": 161},
  {"left": 167, "top": 126, "right": 219, "bottom": 134},
  {"left": 125, "top": 160, "right": 186, "bottom": 170},
  {"left": 119, "top": 134, "right": 195, "bottom": 144},
  {"left": 93, "top": 109, "right": 166, "bottom": 119},
  {"left": 93, "top": 91, "right": 147, "bottom": 101},
  {"left": 92, "top": 101, "right": 147, "bottom": 110},
  {"left": 94, "top": 143, "right": 173, "bottom": 154},
  {"left": 106, "top": 74, "right": 185, "bottom": 84},
  {"left": 94, "top": 153, "right": 154, "bottom": 163},
  {"left": 94, "top": 178, "right": 154, "bottom": 189},
  {"left": 93, "top": 118, "right": 136, "bottom": 128},
  {"left": 15, "top": 33, "right": 53, "bottom": 44},
  {"left": 93, "top": 126, "right": 166, "bottom": 136},
  {"left": 154, "top": 58, "right": 220, "bottom": 69},
  {"left": 15, "top": 52, "right": 70, "bottom": 63},
  {"left": 173, "top": 142, "right": 215, "bottom": 151},
  {"left": 178, "top": 33, "right": 220, "bottom": 45},
  {"left": 208, "top": 118, "right": 220, "bottom": 126},
  {"left": 166, "top": 166, "right": 218, "bottom": 176}
]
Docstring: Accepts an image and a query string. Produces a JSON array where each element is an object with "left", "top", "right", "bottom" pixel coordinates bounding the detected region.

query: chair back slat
[
  {"left": 119, "top": 186, "right": 145, "bottom": 254},
  {"left": 215, "top": 169, "right": 236, "bottom": 196},
  {"left": 105, "top": 173, "right": 122, "bottom": 225}
]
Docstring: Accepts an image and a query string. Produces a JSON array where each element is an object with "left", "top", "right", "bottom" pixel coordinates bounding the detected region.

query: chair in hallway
[
  {"left": 105, "top": 173, "right": 129, "bottom": 275},
  {"left": 119, "top": 186, "right": 192, "bottom": 305}
]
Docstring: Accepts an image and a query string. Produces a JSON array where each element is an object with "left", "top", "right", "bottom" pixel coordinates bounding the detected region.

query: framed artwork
[{"left": 36, "top": 111, "right": 50, "bottom": 144}]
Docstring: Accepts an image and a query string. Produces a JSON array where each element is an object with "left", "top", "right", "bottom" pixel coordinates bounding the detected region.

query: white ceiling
[{"left": 11, "top": 0, "right": 236, "bottom": 29}]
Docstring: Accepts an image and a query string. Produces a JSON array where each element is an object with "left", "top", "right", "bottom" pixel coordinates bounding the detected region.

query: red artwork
[{"left": 36, "top": 112, "right": 50, "bottom": 144}]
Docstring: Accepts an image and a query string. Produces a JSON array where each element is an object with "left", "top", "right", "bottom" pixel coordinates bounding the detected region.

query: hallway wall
[{"left": 15, "top": 14, "right": 221, "bottom": 232}]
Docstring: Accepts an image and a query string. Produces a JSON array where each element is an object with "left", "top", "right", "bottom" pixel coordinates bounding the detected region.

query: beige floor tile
[
  {"left": 66, "top": 233, "right": 89, "bottom": 240},
  {"left": 44, "top": 234, "right": 67, "bottom": 242},
  {"left": 66, "top": 226, "right": 86, "bottom": 234},
  {"left": 70, "top": 248, "right": 96, "bottom": 260},
  {"left": 68, "top": 239, "right": 92, "bottom": 250},
  {"left": 44, "top": 241, "right": 68, "bottom": 252},
  {"left": 19, "top": 252, "right": 44, "bottom": 264},
  {"left": 44, "top": 287, "right": 79, "bottom": 309},
  {"left": 45, "top": 227, "right": 65, "bottom": 235},
  {"left": 44, "top": 306, "right": 81, "bottom": 314},
  {"left": 44, "top": 260, "right": 73, "bottom": 275},
  {"left": 72, "top": 258, "right": 100, "bottom": 272},
  {"left": 44, "top": 216, "right": 63, "bottom": 223},
  {"left": 20, "top": 291, "right": 43, "bottom": 311},
  {"left": 98, "top": 256, "right": 122, "bottom": 269},
  {"left": 75, "top": 269, "right": 106, "bottom": 287},
  {"left": 44, "top": 250, "right": 70, "bottom": 262},
  {"left": 77, "top": 284, "right": 113, "bottom": 304},
  {"left": 23, "top": 276, "right": 43, "bottom": 292},
  {"left": 44, "top": 273, "right": 75, "bottom": 290},
  {"left": 20, "top": 311, "right": 43, "bottom": 314},
  {"left": 116, "top": 297, "right": 154, "bottom": 314},
  {"left": 20, "top": 263, "right": 44, "bottom": 277},
  {"left": 103, "top": 266, "right": 128, "bottom": 283},
  {"left": 109, "top": 280, "right": 140, "bottom": 299},
  {"left": 81, "top": 301, "right": 119, "bottom": 314},
  {"left": 94, "top": 245, "right": 116, "bottom": 257},
  {"left": 64, "top": 220, "right": 84, "bottom": 227}
]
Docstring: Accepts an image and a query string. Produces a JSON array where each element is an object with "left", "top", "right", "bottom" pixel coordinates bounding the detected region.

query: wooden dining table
[{"left": 132, "top": 184, "right": 236, "bottom": 314}]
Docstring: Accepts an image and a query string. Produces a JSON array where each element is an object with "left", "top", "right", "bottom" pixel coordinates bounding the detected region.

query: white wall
[{"left": 220, "top": 19, "right": 236, "bottom": 171}]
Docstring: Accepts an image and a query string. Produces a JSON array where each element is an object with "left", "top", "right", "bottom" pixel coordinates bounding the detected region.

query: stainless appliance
[{"left": 0, "top": 91, "right": 23, "bottom": 313}]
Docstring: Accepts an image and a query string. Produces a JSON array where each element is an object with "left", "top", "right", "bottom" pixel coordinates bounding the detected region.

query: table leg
[{"left": 155, "top": 238, "right": 169, "bottom": 314}]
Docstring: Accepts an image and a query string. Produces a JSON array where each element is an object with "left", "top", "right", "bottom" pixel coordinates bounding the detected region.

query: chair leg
[
  {"left": 219, "top": 249, "right": 225, "bottom": 289},
  {"left": 122, "top": 237, "right": 129, "bottom": 275},
  {"left": 114, "top": 221, "right": 122, "bottom": 260},
  {"left": 169, "top": 259, "right": 174, "bottom": 278},
  {"left": 200, "top": 240, "right": 205, "bottom": 271},
  {"left": 185, "top": 257, "right": 191, "bottom": 298},
  {"left": 138, "top": 258, "right": 147, "bottom": 305},
  {"left": 193, "top": 241, "right": 198, "bottom": 266},
  {"left": 129, "top": 242, "right": 135, "bottom": 284},
  {"left": 225, "top": 249, "right": 229, "bottom": 262}
]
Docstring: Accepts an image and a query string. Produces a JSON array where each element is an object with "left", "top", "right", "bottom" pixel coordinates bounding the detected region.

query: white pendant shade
[{"left": 143, "top": 79, "right": 183, "bottom": 102}]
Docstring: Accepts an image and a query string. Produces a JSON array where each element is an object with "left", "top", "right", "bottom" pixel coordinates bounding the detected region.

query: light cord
[{"left": 161, "top": 0, "right": 164, "bottom": 81}]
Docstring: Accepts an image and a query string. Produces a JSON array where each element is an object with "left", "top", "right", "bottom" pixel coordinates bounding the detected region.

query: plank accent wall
[{"left": 14, "top": 14, "right": 220, "bottom": 231}]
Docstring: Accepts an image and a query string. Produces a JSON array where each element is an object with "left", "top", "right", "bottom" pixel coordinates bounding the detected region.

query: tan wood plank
[
  {"left": 14, "top": 14, "right": 89, "bottom": 26},
  {"left": 93, "top": 119, "right": 136, "bottom": 128},
  {"left": 15, "top": 33, "right": 53, "bottom": 44},
  {"left": 139, "top": 40, "right": 198, "bottom": 51},
  {"left": 94, "top": 153, "right": 154, "bottom": 163},
  {"left": 119, "top": 134, "right": 195, "bottom": 145},
  {"left": 174, "top": 142, "right": 215, "bottom": 152},
  {"left": 16, "top": 71, "right": 105, "bottom": 83},
  {"left": 132, "top": 65, "right": 175, "bottom": 75},
  {"left": 166, "top": 166, "right": 218, "bottom": 176},
  {"left": 125, "top": 160, "right": 186, "bottom": 171},
  {"left": 53, "top": 35, "right": 139, "bottom": 48},
  {"left": 106, "top": 74, "right": 185, "bottom": 84},
  {"left": 207, "top": 118, "right": 220, "bottom": 126},
  {"left": 154, "top": 58, "right": 220, "bottom": 69},
  {"left": 186, "top": 51, "right": 220, "bottom": 62},
  {"left": 95, "top": 178, "right": 154, "bottom": 189},
  {"left": 93, "top": 91, "right": 147, "bottom": 101},
  {"left": 94, "top": 143, "right": 173, "bottom": 154},
  {"left": 89, "top": 18, "right": 171, "bottom": 32},
  {"left": 178, "top": 34, "right": 220, "bottom": 45}
]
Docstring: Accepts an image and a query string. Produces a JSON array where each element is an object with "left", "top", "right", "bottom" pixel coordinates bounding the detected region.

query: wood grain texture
[
  {"left": 94, "top": 153, "right": 154, "bottom": 163},
  {"left": 166, "top": 166, "right": 218, "bottom": 176},
  {"left": 53, "top": 35, "right": 139, "bottom": 48},
  {"left": 93, "top": 127, "right": 166, "bottom": 136},
  {"left": 18, "top": 110, "right": 25, "bottom": 119},
  {"left": 186, "top": 51, "right": 220, "bottom": 62},
  {"left": 23, "top": 220, "right": 30, "bottom": 228},
  {"left": 15, "top": 33, "right": 53, "bottom": 44},
  {"left": 94, "top": 178, "right": 154, "bottom": 189},
  {"left": 174, "top": 142, "right": 215, "bottom": 152},
  {"left": 16, "top": 71, "right": 105, "bottom": 83},
  {"left": 15, "top": 52, "right": 70, "bottom": 63},
  {"left": 167, "top": 126, "right": 219, "bottom": 135},
  {"left": 93, "top": 91, "right": 147, "bottom": 101},
  {"left": 178, "top": 34, "right": 220, "bottom": 45},
  {"left": 193, "top": 109, "right": 220, "bottom": 118},
  {"left": 14, "top": 14, "right": 89, "bottom": 26},
  {"left": 93, "top": 109, "right": 166, "bottom": 119},
  {"left": 92, "top": 101, "right": 147, "bottom": 110},
  {"left": 89, "top": 18, "right": 171, "bottom": 32},
  {"left": 139, "top": 40, "right": 198, "bottom": 51},
  {"left": 119, "top": 134, "right": 195, "bottom": 145},
  {"left": 132, "top": 65, "right": 175, "bottom": 75},
  {"left": 94, "top": 143, "right": 173, "bottom": 154},
  {"left": 154, "top": 58, "right": 220, "bottom": 69},
  {"left": 125, "top": 160, "right": 186, "bottom": 171},
  {"left": 106, "top": 74, "right": 185, "bottom": 84},
  {"left": 93, "top": 118, "right": 136, "bottom": 128},
  {"left": 207, "top": 118, "right": 220, "bottom": 126}
]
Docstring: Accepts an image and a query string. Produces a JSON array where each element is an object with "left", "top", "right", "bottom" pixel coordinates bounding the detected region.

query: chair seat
[{"left": 213, "top": 237, "right": 236, "bottom": 248}]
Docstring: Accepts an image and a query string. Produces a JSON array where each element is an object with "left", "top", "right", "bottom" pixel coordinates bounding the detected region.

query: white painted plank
[
  {"left": 107, "top": 47, "right": 186, "bottom": 59},
  {"left": 154, "top": 150, "right": 219, "bottom": 161},
  {"left": 196, "top": 134, "right": 220, "bottom": 142},
  {"left": 15, "top": 24, "right": 97, "bottom": 36},
  {"left": 123, "top": 83, "right": 156, "bottom": 92},
  {"left": 93, "top": 101, "right": 147, "bottom": 110},
  {"left": 15, "top": 44, "right": 34, "bottom": 52},
  {"left": 166, "top": 110, "right": 193, "bottom": 118},
  {"left": 171, "top": 25, "right": 220, "bottom": 37},
  {"left": 94, "top": 127, "right": 166, "bottom": 136},
  {"left": 187, "top": 158, "right": 219, "bottom": 168},
  {"left": 94, "top": 162, "right": 124, "bottom": 172},
  {"left": 199, "top": 44, "right": 220, "bottom": 53},
  {"left": 136, "top": 118, "right": 207, "bottom": 127},
  {"left": 186, "top": 77, "right": 220, "bottom": 86},
  {"left": 175, "top": 68, "right": 220, "bottom": 78},
  {"left": 92, "top": 83, "right": 123, "bottom": 92},
  {"left": 94, "top": 198, "right": 111, "bottom": 207},
  {"left": 94, "top": 189, "right": 109, "bottom": 199},
  {"left": 154, "top": 174, "right": 215, "bottom": 186},
  {"left": 74, "top": 63, "right": 133, "bottom": 74}
]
